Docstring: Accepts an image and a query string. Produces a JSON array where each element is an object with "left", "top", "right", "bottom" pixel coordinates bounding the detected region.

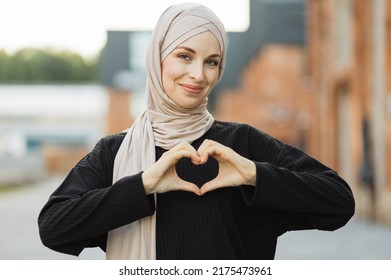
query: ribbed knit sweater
[{"left": 38, "top": 121, "right": 355, "bottom": 259}]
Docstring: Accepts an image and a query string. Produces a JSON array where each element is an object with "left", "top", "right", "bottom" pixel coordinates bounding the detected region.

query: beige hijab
[{"left": 106, "top": 3, "right": 226, "bottom": 260}]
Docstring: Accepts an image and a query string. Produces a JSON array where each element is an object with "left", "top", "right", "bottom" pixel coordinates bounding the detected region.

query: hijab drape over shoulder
[{"left": 106, "top": 3, "right": 227, "bottom": 259}]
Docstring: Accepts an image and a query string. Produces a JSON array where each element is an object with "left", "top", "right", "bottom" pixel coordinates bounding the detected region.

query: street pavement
[{"left": 0, "top": 176, "right": 390, "bottom": 260}]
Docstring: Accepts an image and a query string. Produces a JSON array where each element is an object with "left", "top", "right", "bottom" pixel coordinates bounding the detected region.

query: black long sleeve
[
  {"left": 240, "top": 125, "right": 354, "bottom": 233},
  {"left": 38, "top": 121, "right": 355, "bottom": 259},
  {"left": 38, "top": 134, "right": 155, "bottom": 256}
]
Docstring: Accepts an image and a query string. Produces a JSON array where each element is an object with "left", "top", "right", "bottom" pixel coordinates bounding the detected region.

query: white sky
[{"left": 0, "top": 0, "right": 249, "bottom": 57}]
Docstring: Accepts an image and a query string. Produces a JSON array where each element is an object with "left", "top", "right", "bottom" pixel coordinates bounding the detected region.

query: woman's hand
[
  {"left": 141, "top": 142, "right": 202, "bottom": 195},
  {"left": 141, "top": 140, "right": 256, "bottom": 196},
  {"left": 197, "top": 139, "right": 256, "bottom": 195}
]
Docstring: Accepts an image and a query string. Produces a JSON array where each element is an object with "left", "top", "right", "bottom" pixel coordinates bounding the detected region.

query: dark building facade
[{"left": 218, "top": 0, "right": 305, "bottom": 90}]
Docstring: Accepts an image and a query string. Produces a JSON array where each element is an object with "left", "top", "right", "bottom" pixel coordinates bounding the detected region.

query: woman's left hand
[{"left": 197, "top": 139, "right": 256, "bottom": 195}]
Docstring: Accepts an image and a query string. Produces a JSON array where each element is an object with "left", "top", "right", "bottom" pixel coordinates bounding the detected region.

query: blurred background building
[{"left": 305, "top": 0, "right": 391, "bottom": 223}]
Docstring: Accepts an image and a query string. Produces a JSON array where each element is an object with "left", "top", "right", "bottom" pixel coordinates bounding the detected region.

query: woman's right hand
[{"left": 141, "top": 142, "right": 201, "bottom": 195}]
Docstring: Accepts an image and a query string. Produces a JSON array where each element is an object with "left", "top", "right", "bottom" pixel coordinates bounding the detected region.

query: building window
[{"left": 129, "top": 32, "right": 150, "bottom": 71}]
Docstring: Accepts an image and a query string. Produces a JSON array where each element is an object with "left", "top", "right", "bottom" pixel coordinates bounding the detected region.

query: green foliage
[{"left": 0, "top": 48, "right": 99, "bottom": 83}]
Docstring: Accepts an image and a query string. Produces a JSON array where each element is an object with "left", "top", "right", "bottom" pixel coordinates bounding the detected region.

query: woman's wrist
[
  {"left": 245, "top": 161, "right": 257, "bottom": 186},
  {"left": 141, "top": 170, "right": 154, "bottom": 195},
  {"left": 248, "top": 161, "right": 257, "bottom": 187}
]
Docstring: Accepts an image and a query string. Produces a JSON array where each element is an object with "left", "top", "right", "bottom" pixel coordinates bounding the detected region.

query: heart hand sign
[{"left": 142, "top": 140, "right": 256, "bottom": 196}]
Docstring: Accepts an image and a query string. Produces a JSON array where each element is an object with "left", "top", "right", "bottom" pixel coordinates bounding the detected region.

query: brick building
[
  {"left": 215, "top": 45, "right": 314, "bottom": 152},
  {"left": 305, "top": 0, "right": 391, "bottom": 223}
]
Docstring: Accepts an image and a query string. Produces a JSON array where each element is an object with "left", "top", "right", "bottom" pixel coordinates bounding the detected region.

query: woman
[{"left": 38, "top": 3, "right": 355, "bottom": 260}]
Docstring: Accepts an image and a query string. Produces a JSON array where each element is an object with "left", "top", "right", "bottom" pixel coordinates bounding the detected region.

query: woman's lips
[{"left": 180, "top": 84, "right": 204, "bottom": 94}]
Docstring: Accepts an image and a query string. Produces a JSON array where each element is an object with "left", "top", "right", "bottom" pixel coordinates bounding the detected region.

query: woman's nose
[{"left": 189, "top": 62, "right": 205, "bottom": 81}]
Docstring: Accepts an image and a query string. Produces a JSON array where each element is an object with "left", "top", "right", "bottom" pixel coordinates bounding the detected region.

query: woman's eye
[
  {"left": 206, "top": 59, "right": 219, "bottom": 67},
  {"left": 178, "top": 54, "right": 191, "bottom": 61}
]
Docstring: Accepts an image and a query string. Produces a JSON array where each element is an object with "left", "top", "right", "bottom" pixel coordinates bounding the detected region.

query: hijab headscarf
[{"left": 106, "top": 2, "right": 226, "bottom": 260}]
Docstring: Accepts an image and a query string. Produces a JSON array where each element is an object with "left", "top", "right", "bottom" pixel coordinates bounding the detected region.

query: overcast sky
[{"left": 0, "top": 0, "right": 249, "bottom": 57}]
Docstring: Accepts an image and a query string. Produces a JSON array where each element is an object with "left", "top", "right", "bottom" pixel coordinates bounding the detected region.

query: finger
[
  {"left": 199, "top": 146, "right": 225, "bottom": 164},
  {"left": 174, "top": 149, "right": 201, "bottom": 163},
  {"left": 176, "top": 142, "right": 202, "bottom": 162},
  {"left": 199, "top": 178, "right": 222, "bottom": 195},
  {"left": 197, "top": 139, "right": 218, "bottom": 163},
  {"left": 173, "top": 141, "right": 198, "bottom": 154},
  {"left": 166, "top": 145, "right": 201, "bottom": 165},
  {"left": 175, "top": 180, "right": 201, "bottom": 196}
]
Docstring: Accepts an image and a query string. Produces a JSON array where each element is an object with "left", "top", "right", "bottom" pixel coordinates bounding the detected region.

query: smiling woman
[
  {"left": 38, "top": 2, "right": 355, "bottom": 260},
  {"left": 161, "top": 32, "right": 221, "bottom": 109}
]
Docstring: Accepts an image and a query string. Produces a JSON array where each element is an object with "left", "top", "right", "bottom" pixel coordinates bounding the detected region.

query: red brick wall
[
  {"left": 106, "top": 88, "right": 134, "bottom": 135},
  {"left": 215, "top": 45, "right": 315, "bottom": 154}
]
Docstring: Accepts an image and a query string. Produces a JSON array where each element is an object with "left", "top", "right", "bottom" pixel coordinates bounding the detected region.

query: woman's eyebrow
[
  {"left": 175, "top": 46, "right": 196, "bottom": 53},
  {"left": 175, "top": 46, "right": 221, "bottom": 58}
]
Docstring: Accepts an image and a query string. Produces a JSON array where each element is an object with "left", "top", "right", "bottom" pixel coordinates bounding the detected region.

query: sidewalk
[
  {"left": 0, "top": 176, "right": 104, "bottom": 260},
  {"left": 0, "top": 153, "right": 47, "bottom": 187},
  {"left": 276, "top": 217, "right": 391, "bottom": 259}
]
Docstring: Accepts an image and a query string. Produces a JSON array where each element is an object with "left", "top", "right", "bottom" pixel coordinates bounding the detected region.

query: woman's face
[{"left": 161, "top": 31, "right": 221, "bottom": 109}]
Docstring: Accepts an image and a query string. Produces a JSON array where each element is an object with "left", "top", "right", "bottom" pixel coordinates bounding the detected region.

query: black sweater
[{"left": 38, "top": 121, "right": 355, "bottom": 259}]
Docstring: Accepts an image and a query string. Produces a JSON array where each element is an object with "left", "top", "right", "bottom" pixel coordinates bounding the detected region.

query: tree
[{"left": 0, "top": 48, "right": 99, "bottom": 83}]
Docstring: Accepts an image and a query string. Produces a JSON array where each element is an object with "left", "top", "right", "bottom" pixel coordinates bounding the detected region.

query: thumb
[
  {"left": 176, "top": 179, "right": 201, "bottom": 196},
  {"left": 200, "top": 178, "right": 221, "bottom": 195}
]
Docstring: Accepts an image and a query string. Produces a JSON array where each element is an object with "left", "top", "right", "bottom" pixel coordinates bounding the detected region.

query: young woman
[{"left": 38, "top": 3, "right": 355, "bottom": 260}]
